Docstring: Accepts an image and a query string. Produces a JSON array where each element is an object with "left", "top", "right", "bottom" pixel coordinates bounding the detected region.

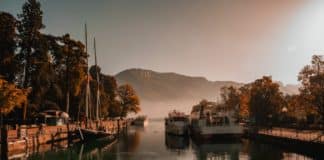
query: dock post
[
  {"left": 1, "top": 125, "right": 8, "bottom": 160},
  {"left": 117, "top": 119, "right": 120, "bottom": 137},
  {"left": 67, "top": 123, "right": 71, "bottom": 146}
]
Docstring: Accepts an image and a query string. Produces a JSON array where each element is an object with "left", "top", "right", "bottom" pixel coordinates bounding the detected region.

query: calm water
[{"left": 25, "top": 120, "right": 321, "bottom": 160}]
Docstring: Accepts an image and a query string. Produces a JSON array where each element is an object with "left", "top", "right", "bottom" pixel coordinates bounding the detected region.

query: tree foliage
[
  {"left": 298, "top": 55, "right": 324, "bottom": 123},
  {"left": 0, "top": 12, "right": 18, "bottom": 82},
  {"left": 249, "top": 76, "right": 285, "bottom": 126},
  {"left": 0, "top": 79, "right": 29, "bottom": 115},
  {"left": 117, "top": 84, "right": 140, "bottom": 118}
]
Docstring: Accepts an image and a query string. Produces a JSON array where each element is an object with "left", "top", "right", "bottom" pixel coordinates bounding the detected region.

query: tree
[
  {"left": 220, "top": 86, "right": 241, "bottom": 120},
  {"left": 285, "top": 94, "right": 317, "bottom": 124},
  {"left": 298, "top": 55, "right": 324, "bottom": 124},
  {"left": 221, "top": 86, "right": 240, "bottom": 109},
  {"left": 16, "top": 0, "right": 53, "bottom": 117},
  {"left": 17, "top": 0, "right": 45, "bottom": 88},
  {"left": 101, "top": 75, "right": 118, "bottom": 118},
  {"left": 238, "top": 85, "right": 251, "bottom": 120},
  {"left": 0, "top": 12, "right": 18, "bottom": 82},
  {"left": 249, "top": 76, "right": 285, "bottom": 126},
  {"left": 0, "top": 79, "right": 29, "bottom": 115},
  {"left": 117, "top": 84, "right": 140, "bottom": 118}
]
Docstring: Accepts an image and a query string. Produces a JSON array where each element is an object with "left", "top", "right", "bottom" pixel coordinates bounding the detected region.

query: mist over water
[{"left": 140, "top": 99, "right": 201, "bottom": 118}]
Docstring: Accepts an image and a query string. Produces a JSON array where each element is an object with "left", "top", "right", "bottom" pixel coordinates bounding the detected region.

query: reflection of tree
[
  {"left": 244, "top": 141, "right": 283, "bottom": 160},
  {"left": 122, "top": 130, "right": 141, "bottom": 152},
  {"left": 73, "top": 139, "right": 117, "bottom": 160}
]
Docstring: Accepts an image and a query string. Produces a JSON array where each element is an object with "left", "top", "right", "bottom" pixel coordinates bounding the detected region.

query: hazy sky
[{"left": 1, "top": 0, "right": 324, "bottom": 84}]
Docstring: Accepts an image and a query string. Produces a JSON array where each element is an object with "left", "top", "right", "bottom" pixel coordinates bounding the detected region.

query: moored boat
[
  {"left": 132, "top": 116, "right": 149, "bottom": 126},
  {"left": 79, "top": 128, "right": 116, "bottom": 142},
  {"left": 165, "top": 110, "right": 190, "bottom": 136},
  {"left": 190, "top": 103, "right": 243, "bottom": 141}
]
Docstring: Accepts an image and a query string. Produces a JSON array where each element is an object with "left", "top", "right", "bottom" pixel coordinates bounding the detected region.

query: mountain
[{"left": 115, "top": 68, "right": 300, "bottom": 117}]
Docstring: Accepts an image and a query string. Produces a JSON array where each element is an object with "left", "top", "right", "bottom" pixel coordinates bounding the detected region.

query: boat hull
[
  {"left": 165, "top": 123, "right": 189, "bottom": 136},
  {"left": 190, "top": 125, "right": 243, "bottom": 142},
  {"left": 80, "top": 129, "right": 115, "bottom": 141},
  {"left": 132, "top": 119, "right": 148, "bottom": 126}
]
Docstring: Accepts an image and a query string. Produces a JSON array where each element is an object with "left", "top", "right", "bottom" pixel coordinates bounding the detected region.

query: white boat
[
  {"left": 165, "top": 110, "right": 189, "bottom": 136},
  {"left": 132, "top": 116, "right": 149, "bottom": 126},
  {"left": 190, "top": 105, "right": 243, "bottom": 141}
]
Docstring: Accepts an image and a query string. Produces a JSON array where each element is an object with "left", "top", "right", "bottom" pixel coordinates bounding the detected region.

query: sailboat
[{"left": 79, "top": 24, "right": 116, "bottom": 142}]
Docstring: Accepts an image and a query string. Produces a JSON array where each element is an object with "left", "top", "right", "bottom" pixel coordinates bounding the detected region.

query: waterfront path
[{"left": 258, "top": 127, "right": 324, "bottom": 144}]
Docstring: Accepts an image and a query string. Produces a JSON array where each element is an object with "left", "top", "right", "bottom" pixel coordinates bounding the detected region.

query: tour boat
[
  {"left": 190, "top": 106, "right": 243, "bottom": 141},
  {"left": 132, "top": 116, "right": 149, "bottom": 126},
  {"left": 165, "top": 110, "right": 190, "bottom": 136}
]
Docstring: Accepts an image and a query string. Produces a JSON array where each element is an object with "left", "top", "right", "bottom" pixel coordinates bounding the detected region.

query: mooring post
[
  {"left": 1, "top": 125, "right": 8, "bottom": 160},
  {"left": 67, "top": 123, "right": 71, "bottom": 146},
  {"left": 117, "top": 119, "right": 120, "bottom": 137}
]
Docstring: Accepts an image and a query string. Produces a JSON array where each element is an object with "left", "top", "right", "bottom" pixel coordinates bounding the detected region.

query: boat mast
[
  {"left": 94, "top": 37, "right": 100, "bottom": 121},
  {"left": 85, "top": 23, "right": 90, "bottom": 123}
]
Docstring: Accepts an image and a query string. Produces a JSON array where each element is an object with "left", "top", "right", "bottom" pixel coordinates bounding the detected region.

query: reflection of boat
[
  {"left": 191, "top": 141, "right": 243, "bottom": 160},
  {"left": 190, "top": 103, "right": 243, "bottom": 141},
  {"left": 76, "top": 137, "right": 117, "bottom": 160},
  {"left": 165, "top": 110, "right": 189, "bottom": 135},
  {"left": 165, "top": 134, "right": 189, "bottom": 150},
  {"left": 132, "top": 116, "right": 149, "bottom": 126}
]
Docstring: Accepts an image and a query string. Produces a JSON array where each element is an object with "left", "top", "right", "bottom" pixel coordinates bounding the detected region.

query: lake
[{"left": 25, "top": 119, "right": 321, "bottom": 160}]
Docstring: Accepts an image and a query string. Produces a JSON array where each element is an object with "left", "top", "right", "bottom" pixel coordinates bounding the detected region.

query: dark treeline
[
  {"left": 0, "top": 0, "right": 140, "bottom": 123},
  {"left": 194, "top": 55, "right": 324, "bottom": 129}
]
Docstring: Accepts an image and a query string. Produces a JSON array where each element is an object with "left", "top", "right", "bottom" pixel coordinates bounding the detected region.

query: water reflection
[
  {"left": 23, "top": 120, "right": 320, "bottom": 160},
  {"left": 165, "top": 134, "right": 189, "bottom": 150},
  {"left": 192, "top": 140, "right": 242, "bottom": 160}
]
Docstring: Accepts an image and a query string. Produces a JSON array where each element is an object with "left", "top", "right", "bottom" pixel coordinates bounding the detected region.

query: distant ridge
[{"left": 115, "top": 68, "right": 299, "bottom": 101}]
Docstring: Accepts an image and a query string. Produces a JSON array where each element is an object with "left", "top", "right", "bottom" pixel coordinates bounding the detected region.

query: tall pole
[
  {"left": 94, "top": 37, "right": 100, "bottom": 121},
  {"left": 85, "top": 23, "right": 89, "bottom": 126},
  {"left": 66, "top": 54, "right": 70, "bottom": 114}
]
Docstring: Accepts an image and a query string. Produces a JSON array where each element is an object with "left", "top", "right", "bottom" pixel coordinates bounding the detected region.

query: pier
[
  {"left": 245, "top": 127, "right": 324, "bottom": 158},
  {"left": 258, "top": 127, "right": 324, "bottom": 143},
  {"left": 0, "top": 120, "right": 129, "bottom": 159}
]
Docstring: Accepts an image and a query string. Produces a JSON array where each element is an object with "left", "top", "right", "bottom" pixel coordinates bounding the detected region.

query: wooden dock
[
  {"left": 258, "top": 127, "right": 324, "bottom": 144},
  {"left": 246, "top": 127, "right": 324, "bottom": 158},
  {"left": 0, "top": 119, "right": 129, "bottom": 159}
]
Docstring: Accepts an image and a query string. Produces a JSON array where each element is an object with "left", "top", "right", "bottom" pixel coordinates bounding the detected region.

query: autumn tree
[
  {"left": 101, "top": 75, "right": 119, "bottom": 118},
  {"left": 238, "top": 85, "right": 251, "bottom": 120},
  {"left": 285, "top": 94, "right": 317, "bottom": 124},
  {"left": 249, "top": 76, "right": 285, "bottom": 126},
  {"left": 0, "top": 79, "right": 29, "bottom": 115},
  {"left": 117, "top": 84, "right": 140, "bottom": 118},
  {"left": 298, "top": 55, "right": 324, "bottom": 124},
  {"left": 0, "top": 12, "right": 18, "bottom": 82}
]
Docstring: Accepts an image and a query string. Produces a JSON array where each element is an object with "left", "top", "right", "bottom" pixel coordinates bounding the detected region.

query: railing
[
  {"left": 3, "top": 119, "right": 129, "bottom": 141},
  {"left": 258, "top": 127, "right": 324, "bottom": 144}
]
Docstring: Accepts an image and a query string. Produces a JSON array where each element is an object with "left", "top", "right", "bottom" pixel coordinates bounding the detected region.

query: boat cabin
[{"left": 37, "top": 110, "right": 69, "bottom": 126}]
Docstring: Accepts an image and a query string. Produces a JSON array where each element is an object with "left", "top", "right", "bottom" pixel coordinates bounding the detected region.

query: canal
[{"left": 24, "top": 119, "right": 321, "bottom": 160}]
